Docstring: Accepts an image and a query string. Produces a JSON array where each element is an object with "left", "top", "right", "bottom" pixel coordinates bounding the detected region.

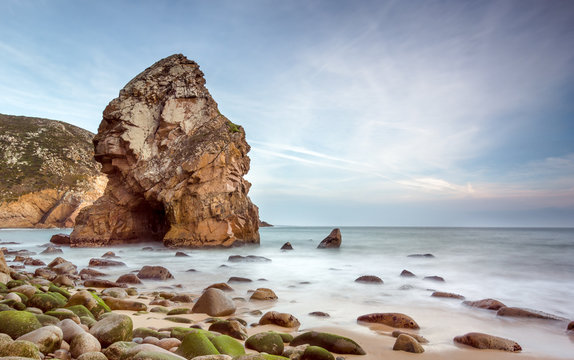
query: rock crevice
[{"left": 71, "top": 54, "right": 259, "bottom": 247}]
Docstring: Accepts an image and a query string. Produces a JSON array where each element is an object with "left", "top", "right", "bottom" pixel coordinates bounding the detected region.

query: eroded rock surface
[{"left": 70, "top": 54, "right": 259, "bottom": 247}]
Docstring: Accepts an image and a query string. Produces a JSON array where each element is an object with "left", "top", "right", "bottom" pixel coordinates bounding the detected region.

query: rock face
[
  {"left": 317, "top": 228, "right": 342, "bottom": 249},
  {"left": 70, "top": 54, "right": 259, "bottom": 247},
  {"left": 0, "top": 114, "right": 107, "bottom": 228}
]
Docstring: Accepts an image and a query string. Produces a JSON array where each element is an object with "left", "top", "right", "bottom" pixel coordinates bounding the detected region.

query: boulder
[
  {"left": 0, "top": 339, "right": 43, "bottom": 359},
  {"left": 70, "top": 332, "right": 101, "bottom": 358},
  {"left": 431, "top": 291, "right": 465, "bottom": 300},
  {"left": 250, "top": 288, "right": 278, "bottom": 301},
  {"left": 50, "top": 233, "right": 71, "bottom": 245},
  {"left": 79, "top": 268, "right": 107, "bottom": 279},
  {"left": 102, "top": 287, "right": 129, "bottom": 298},
  {"left": 245, "top": 332, "right": 284, "bottom": 355},
  {"left": 64, "top": 290, "right": 98, "bottom": 313},
  {"left": 354, "top": 275, "right": 383, "bottom": 284},
  {"left": 175, "top": 251, "right": 189, "bottom": 257},
  {"left": 78, "top": 352, "right": 108, "bottom": 360},
  {"left": 41, "top": 246, "right": 63, "bottom": 254},
  {"left": 27, "top": 292, "right": 68, "bottom": 312},
  {"left": 454, "top": 332, "right": 521, "bottom": 352},
  {"left": 280, "top": 242, "right": 293, "bottom": 250},
  {"left": 357, "top": 313, "right": 419, "bottom": 329},
  {"left": 24, "top": 258, "right": 46, "bottom": 266},
  {"left": 208, "top": 320, "right": 247, "bottom": 340},
  {"left": 89, "top": 258, "right": 126, "bottom": 267},
  {"left": 16, "top": 325, "right": 63, "bottom": 354},
  {"left": 102, "top": 251, "right": 117, "bottom": 258},
  {"left": 393, "top": 334, "right": 424, "bottom": 353},
  {"left": 53, "top": 274, "right": 75, "bottom": 287},
  {"left": 117, "top": 273, "right": 143, "bottom": 284},
  {"left": 228, "top": 276, "right": 252, "bottom": 283},
  {"left": 102, "top": 296, "right": 148, "bottom": 311},
  {"left": 176, "top": 332, "right": 220, "bottom": 359},
  {"left": 463, "top": 298, "right": 506, "bottom": 310},
  {"left": 192, "top": 288, "right": 236, "bottom": 316},
  {"left": 206, "top": 283, "right": 234, "bottom": 292},
  {"left": 171, "top": 294, "right": 194, "bottom": 303},
  {"left": 496, "top": 307, "right": 564, "bottom": 320},
  {"left": 52, "top": 261, "right": 78, "bottom": 275},
  {"left": 90, "top": 313, "right": 133, "bottom": 347},
  {"left": 423, "top": 276, "right": 444, "bottom": 282},
  {"left": 259, "top": 311, "right": 300, "bottom": 328},
  {"left": 69, "top": 54, "right": 260, "bottom": 248},
  {"left": 290, "top": 331, "right": 365, "bottom": 355},
  {"left": 317, "top": 229, "right": 341, "bottom": 249},
  {"left": 57, "top": 319, "right": 87, "bottom": 342},
  {"left": 137, "top": 266, "right": 174, "bottom": 280},
  {"left": 309, "top": 311, "right": 330, "bottom": 318}
]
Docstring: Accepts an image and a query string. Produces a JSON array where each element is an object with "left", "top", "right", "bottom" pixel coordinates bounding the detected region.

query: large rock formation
[
  {"left": 0, "top": 114, "right": 107, "bottom": 228},
  {"left": 70, "top": 54, "right": 259, "bottom": 247}
]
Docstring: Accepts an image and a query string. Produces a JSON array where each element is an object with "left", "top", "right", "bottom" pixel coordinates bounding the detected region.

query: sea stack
[{"left": 70, "top": 54, "right": 260, "bottom": 247}]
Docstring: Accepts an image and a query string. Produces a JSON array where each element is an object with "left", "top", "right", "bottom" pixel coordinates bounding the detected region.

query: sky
[{"left": 1, "top": 0, "right": 574, "bottom": 227}]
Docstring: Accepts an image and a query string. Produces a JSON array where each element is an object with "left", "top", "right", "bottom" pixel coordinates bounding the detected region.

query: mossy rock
[
  {"left": 290, "top": 331, "right": 365, "bottom": 355},
  {"left": 171, "top": 327, "right": 215, "bottom": 340},
  {"left": 89, "top": 313, "right": 133, "bottom": 347},
  {"left": 6, "top": 280, "right": 28, "bottom": 289},
  {"left": 272, "top": 332, "right": 294, "bottom": 343},
  {"left": 176, "top": 332, "right": 220, "bottom": 359},
  {"left": 164, "top": 316, "right": 192, "bottom": 324},
  {"left": 0, "top": 339, "right": 42, "bottom": 359},
  {"left": 102, "top": 340, "right": 138, "bottom": 360},
  {"left": 27, "top": 292, "right": 67, "bottom": 312},
  {"left": 133, "top": 327, "right": 170, "bottom": 339},
  {"left": 167, "top": 307, "right": 193, "bottom": 315},
  {"left": 150, "top": 306, "right": 169, "bottom": 313},
  {"left": 0, "top": 303, "right": 14, "bottom": 311},
  {"left": 44, "top": 310, "right": 80, "bottom": 323},
  {"left": 12, "top": 292, "right": 29, "bottom": 303},
  {"left": 1, "top": 298, "right": 26, "bottom": 310},
  {"left": 66, "top": 304, "right": 95, "bottom": 319},
  {"left": 0, "top": 332, "right": 11, "bottom": 346},
  {"left": 0, "top": 310, "right": 42, "bottom": 339},
  {"left": 301, "top": 346, "right": 335, "bottom": 360},
  {"left": 210, "top": 334, "right": 246, "bottom": 356},
  {"left": 245, "top": 332, "right": 284, "bottom": 355},
  {"left": 235, "top": 355, "right": 289, "bottom": 360},
  {"left": 0, "top": 282, "right": 7, "bottom": 290},
  {"left": 48, "top": 284, "right": 71, "bottom": 299},
  {"left": 133, "top": 351, "right": 188, "bottom": 360},
  {"left": 88, "top": 291, "right": 111, "bottom": 318},
  {"left": 34, "top": 313, "right": 60, "bottom": 326}
]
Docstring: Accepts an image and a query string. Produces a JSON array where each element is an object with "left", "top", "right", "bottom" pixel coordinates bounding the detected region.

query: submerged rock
[
  {"left": 317, "top": 229, "right": 341, "bottom": 249},
  {"left": 228, "top": 255, "right": 271, "bottom": 262},
  {"left": 354, "top": 275, "right": 383, "bottom": 284},
  {"left": 400, "top": 269, "right": 416, "bottom": 277},
  {"left": 423, "top": 276, "right": 445, "bottom": 282},
  {"left": 463, "top": 298, "right": 506, "bottom": 311},
  {"left": 496, "top": 307, "right": 564, "bottom": 320},
  {"left": 137, "top": 266, "right": 174, "bottom": 280},
  {"left": 454, "top": 332, "right": 521, "bottom": 352},
  {"left": 431, "top": 291, "right": 465, "bottom": 300},
  {"left": 250, "top": 288, "right": 278, "bottom": 301},
  {"left": 69, "top": 54, "right": 259, "bottom": 248},
  {"left": 280, "top": 242, "right": 293, "bottom": 250}
]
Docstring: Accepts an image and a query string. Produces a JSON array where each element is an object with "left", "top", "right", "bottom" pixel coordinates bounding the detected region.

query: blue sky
[{"left": 1, "top": 0, "right": 574, "bottom": 226}]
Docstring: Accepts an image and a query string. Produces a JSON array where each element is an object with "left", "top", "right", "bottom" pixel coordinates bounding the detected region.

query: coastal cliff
[
  {"left": 0, "top": 114, "right": 106, "bottom": 228},
  {"left": 70, "top": 54, "right": 260, "bottom": 247}
]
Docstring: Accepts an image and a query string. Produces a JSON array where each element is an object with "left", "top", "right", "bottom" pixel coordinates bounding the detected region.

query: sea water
[{"left": 1, "top": 226, "right": 573, "bottom": 357}]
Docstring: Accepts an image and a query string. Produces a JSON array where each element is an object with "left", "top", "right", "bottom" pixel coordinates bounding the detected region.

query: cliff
[
  {"left": 0, "top": 114, "right": 107, "bottom": 228},
  {"left": 70, "top": 54, "right": 260, "bottom": 247}
]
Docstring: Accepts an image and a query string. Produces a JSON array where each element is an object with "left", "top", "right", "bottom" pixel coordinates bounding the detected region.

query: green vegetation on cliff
[{"left": 0, "top": 114, "right": 100, "bottom": 203}]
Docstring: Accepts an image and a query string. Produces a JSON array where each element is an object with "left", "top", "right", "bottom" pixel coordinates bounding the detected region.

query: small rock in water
[
  {"left": 463, "top": 298, "right": 506, "bottom": 311},
  {"left": 186, "top": 268, "right": 197, "bottom": 272},
  {"left": 354, "top": 275, "right": 383, "bottom": 284},
  {"left": 309, "top": 311, "right": 330, "bottom": 318},
  {"left": 228, "top": 255, "right": 271, "bottom": 262},
  {"left": 407, "top": 253, "right": 435, "bottom": 258},
  {"left": 496, "top": 307, "right": 564, "bottom": 320},
  {"left": 137, "top": 265, "right": 174, "bottom": 280},
  {"left": 357, "top": 313, "right": 419, "bottom": 329},
  {"left": 431, "top": 291, "right": 465, "bottom": 300},
  {"left": 101, "top": 251, "right": 118, "bottom": 258},
  {"left": 392, "top": 330, "right": 429, "bottom": 344},
  {"left": 79, "top": 268, "right": 107, "bottom": 279},
  {"left": 567, "top": 321, "right": 574, "bottom": 331},
  {"left": 393, "top": 334, "right": 425, "bottom": 353},
  {"left": 454, "top": 332, "right": 521, "bottom": 352},
  {"left": 50, "top": 234, "right": 71, "bottom": 245},
  {"left": 88, "top": 258, "right": 126, "bottom": 267},
  {"left": 259, "top": 311, "right": 301, "bottom": 328},
  {"left": 83, "top": 279, "right": 127, "bottom": 288},
  {"left": 317, "top": 228, "right": 342, "bottom": 249},
  {"left": 423, "top": 276, "right": 445, "bottom": 282},
  {"left": 175, "top": 251, "right": 189, "bottom": 257},
  {"left": 116, "top": 273, "right": 143, "bottom": 284},
  {"left": 400, "top": 269, "right": 416, "bottom": 277},
  {"left": 206, "top": 283, "right": 234, "bottom": 292},
  {"left": 41, "top": 246, "right": 64, "bottom": 254},
  {"left": 281, "top": 242, "right": 293, "bottom": 250},
  {"left": 228, "top": 276, "right": 252, "bottom": 283},
  {"left": 250, "top": 288, "right": 278, "bottom": 301}
]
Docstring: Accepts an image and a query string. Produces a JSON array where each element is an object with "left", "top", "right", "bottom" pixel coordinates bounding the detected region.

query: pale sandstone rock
[
  {"left": 70, "top": 54, "right": 259, "bottom": 248},
  {"left": 454, "top": 332, "right": 521, "bottom": 352}
]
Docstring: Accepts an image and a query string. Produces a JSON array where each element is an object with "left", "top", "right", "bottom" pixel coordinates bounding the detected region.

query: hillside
[{"left": 0, "top": 113, "right": 106, "bottom": 228}]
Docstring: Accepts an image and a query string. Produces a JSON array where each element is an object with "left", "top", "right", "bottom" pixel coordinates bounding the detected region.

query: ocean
[{"left": 1, "top": 226, "right": 573, "bottom": 357}]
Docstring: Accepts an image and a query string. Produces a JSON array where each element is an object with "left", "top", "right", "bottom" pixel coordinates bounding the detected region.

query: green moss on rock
[
  {"left": 301, "top": 346, "right": 335, "bottom": 360},
  {"left": 0, "top": 310, "right": 42, "bottom": 339},
  {"left": 66, "top": 304, "right": 95, "bottom": 319},
  {"left": 290, "top": 331, "right": 365, "bottom": 355},
  {"left": 245, "top": 332, "right": 284, "bottom": 355},
  {"left": 176, "top": 332, "right": 220, "bottom": 359},
  {"left": 210, "top": 334, "right": 246, "bottom": 356},
  {"left": 27, "top": 292, "right": 67, "bottom": 312},
  {"left": 49, "top": 284, "right": 71, "bottom": 299},
  {"left": 0, "top": 339, "right": 42, "bottom": 359},
  {"left": 34, "top": 313, "right": 60, "bottom": 326},
  {"left": 171, "top": 327, "right": 215, "bottom": 341}
]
